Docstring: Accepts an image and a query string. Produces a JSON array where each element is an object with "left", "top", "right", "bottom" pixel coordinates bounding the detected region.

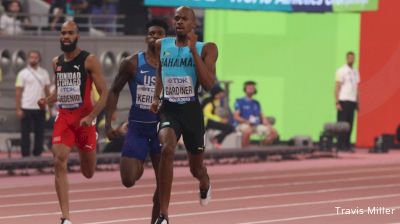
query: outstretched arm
[
  {"left": 188, "top": 30, "right": 218, "bottom": 91},
  {"left": 105, "top": 55, "right": 136, "bottom": 138}
]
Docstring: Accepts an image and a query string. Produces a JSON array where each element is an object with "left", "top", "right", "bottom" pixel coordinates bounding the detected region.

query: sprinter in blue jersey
[
  {"left": 105, "top": 19, "right": 168, "bottom": 224},
  {"left": 150, "top": 6, "right": 218, "bottom": 224}
]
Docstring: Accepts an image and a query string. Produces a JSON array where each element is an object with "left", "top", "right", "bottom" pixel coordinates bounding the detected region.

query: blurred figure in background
[
  {"left": 335, "top": 51, "right": 360, "bottom": 152},
  {"left": 5, "top": 0, "right": 30, "bottom": 29},
  {"left": 48, "top": 0, "right": 67, "bottom": 31},
  {"left": 234, "top": 81, "right": 278, "bottom": 147},
  {"left": 202, "top": 85, "right": 235, "bottom": 149},
  {"left": 15, "top": 50, "right": 51, "bottom": 157},
  {"left": 70, "top": 0, "right": 90, "bottom": 32},
  {"left": 0, "top": 2, "right": 22, "bottom": 35}
]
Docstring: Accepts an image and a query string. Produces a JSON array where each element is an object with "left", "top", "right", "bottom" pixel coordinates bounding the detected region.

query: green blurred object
[{"left": 204, "top": 10, "right": 360, "bottom": 142}]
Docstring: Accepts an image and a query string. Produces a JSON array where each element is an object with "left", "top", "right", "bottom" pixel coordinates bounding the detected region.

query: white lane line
[
  {"left": 83, "top": 195, "right": 400, "bottom": 224},
  {"left": 1, "top": 166, "right": 400, "bottom": 199},
  {"left": 2, "top": 173, "right": 400, "bottom": 208},
  {"left": 2, "top": 182, "right": 400, "bottom": 220},
  {"left": 238, "top": 206, "right": 400, "bottom": 224}
]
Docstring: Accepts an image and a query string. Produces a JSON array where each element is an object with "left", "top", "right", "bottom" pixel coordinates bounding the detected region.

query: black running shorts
[{"left": 159, "top": 100, "right": 205, "bottom": 154}]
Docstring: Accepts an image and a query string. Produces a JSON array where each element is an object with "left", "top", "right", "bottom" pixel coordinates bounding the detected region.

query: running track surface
[{"left": 1, "top": 150, "right": 400, "bottom": 224}]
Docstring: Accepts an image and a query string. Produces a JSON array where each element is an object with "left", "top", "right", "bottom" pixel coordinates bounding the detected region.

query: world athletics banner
[{"left": 144, "top": 0, "right": 379, "bottom": 12}]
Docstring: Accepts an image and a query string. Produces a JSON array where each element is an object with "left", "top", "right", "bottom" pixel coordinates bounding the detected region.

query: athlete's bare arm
[
  {"left": 150, "top": 39, "right": 163, "bottom": 114},
  {"left": 82, "top": 54, "right": 108, "bottom": 126},
  {"left": 188, "top": 30, "right": 218, "bottom": 91},
  {"left": 105, "top": 55, "right": 137, "bottom": 139}
]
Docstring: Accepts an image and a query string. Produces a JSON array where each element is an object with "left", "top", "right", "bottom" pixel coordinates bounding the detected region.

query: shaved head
[
  {"left": 176, "top": 6, "right": 196, "bottom": 21},
  {"left": 61, "top": 21, "right": 79, "bottom": 33}
]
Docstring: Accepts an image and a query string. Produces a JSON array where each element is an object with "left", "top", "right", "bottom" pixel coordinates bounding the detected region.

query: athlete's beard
[{"left": 60, "top": 39, "right": 78, "bottom": 53}]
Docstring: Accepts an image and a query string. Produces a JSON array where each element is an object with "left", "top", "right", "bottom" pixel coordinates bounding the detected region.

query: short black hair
[
  {"left": 244, "top": 80, "right": 256, "bottom": 86},
  {"left": 347, "top": 51, "right": 355, "bottom": 56},
  {"left": 176, "top": 6, "right": 196, "bottom": 21},
  {"left": 146, "top": 19, "right": 169, "bottom": 33}
]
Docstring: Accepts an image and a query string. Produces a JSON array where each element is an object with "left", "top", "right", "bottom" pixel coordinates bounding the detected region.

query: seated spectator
[
  {"left": 202, "top": 85, "right": 235, "bottom": 149},
  {"left": 0, "top": 3, "right": 22, "bottom": 35},
  {"left": 234, "top": 81, "right": 278, "bottom": 147},
  {"left": 48, "top": 0, "right": 67, "bottom": 31},
  {"left": 5, "top": 0, "right": 30, "bottom": 29},
  {"left": 70, "top": 0, "right": 90, "bottom": 32},
  {"left": 90, "top": 0, "right": 118, "bottom": 33}
]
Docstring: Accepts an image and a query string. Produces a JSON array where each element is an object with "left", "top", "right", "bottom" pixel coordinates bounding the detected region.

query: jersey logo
[
  {"left": 84, "top": 144, "right": 93, "bottom": 150},
  {"left": 140, "top": 70, "right": 150, "bottom": 74},
  {"left": 161, "top": 122, "right": 170, "bottom": 127},
  {"left": 73, "top": 65, "right": 80, "bottom": 71}
]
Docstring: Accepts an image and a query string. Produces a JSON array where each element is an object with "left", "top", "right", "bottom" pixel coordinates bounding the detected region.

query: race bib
[
  {"left": 164, "top": 76, "right": 195, "bottom": 103},
  {"left": 57, "top": 85, "right": 82, "bottom": 108},
  {"left": 57, "top": 72, "right": 83, "bottom": 108},
  {"left": 136, "top": 85, "right": 155, "bottom": 109}
]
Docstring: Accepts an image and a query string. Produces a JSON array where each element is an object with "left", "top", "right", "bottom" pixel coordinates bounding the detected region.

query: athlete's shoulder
[
  {"left": 203, "top": 42, "right": 218, "bottom": 50},
  {"left": 124, "top": 53, "right": 138, "bottom": 67},
  {"left": 51, "top": 56, "right": 60, "bottom": 71},
  {"left": 85, "top": 53, "right": 97, "bottom": 62},
  {"left": 202, "top": 42, "right": 218, "bottom": 58},
  {"left": 117, "top": 53, "right": 137, "bottom": 76}
]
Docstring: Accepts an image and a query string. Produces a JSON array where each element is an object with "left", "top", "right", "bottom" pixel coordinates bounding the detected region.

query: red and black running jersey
[{"left": 55, "top": 50, "right": 93, "bottom": 111}]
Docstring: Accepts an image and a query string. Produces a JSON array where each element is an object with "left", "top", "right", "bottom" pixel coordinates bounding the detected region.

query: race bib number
[
  {"left": 57, "top": 72, "right": 83, "bottom": 108},
  {"left": 136, "top": 85, "right": 155, "bottom": 109},
  {"left": 164, "top": 76, "right": 195, "bottom": 103},
  {"left": 57, "top": 85, "right": 82, "bottom": 108}
]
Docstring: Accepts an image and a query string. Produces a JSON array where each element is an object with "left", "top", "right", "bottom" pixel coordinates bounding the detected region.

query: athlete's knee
[
  {"left": 53, "top": 152, "right": 68, "bottom": 172},
  {"left": 161, "top": 144, "right": 175, "bottom": 160}
]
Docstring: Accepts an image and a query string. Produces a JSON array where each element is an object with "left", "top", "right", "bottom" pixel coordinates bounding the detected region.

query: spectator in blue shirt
[{"left": 234, "top": 81, "right": 278, "bottom": 147}]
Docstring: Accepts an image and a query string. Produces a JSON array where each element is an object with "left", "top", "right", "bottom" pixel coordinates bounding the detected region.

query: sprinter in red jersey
[{"left": 38, "top": 21, "right": 108, "bottom": 224}]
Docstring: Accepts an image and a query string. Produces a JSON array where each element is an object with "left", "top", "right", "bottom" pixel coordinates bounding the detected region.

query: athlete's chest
[{"left": 135, "top": 64, "right": 156, "bottom": 86}]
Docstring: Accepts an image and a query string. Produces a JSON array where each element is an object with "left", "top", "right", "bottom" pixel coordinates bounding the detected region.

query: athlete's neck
[
  {"left": 64, "top": 48, "right": 81, "bottom": 62},
  {"left": 246, "top": 94, "right": 253, "bottom": 100},
  {"left": 176, "top": 35, "right": 188, "bottom": 47},
  {"left": 145, "top": 48, "right": 158, "bottom": 67}
]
